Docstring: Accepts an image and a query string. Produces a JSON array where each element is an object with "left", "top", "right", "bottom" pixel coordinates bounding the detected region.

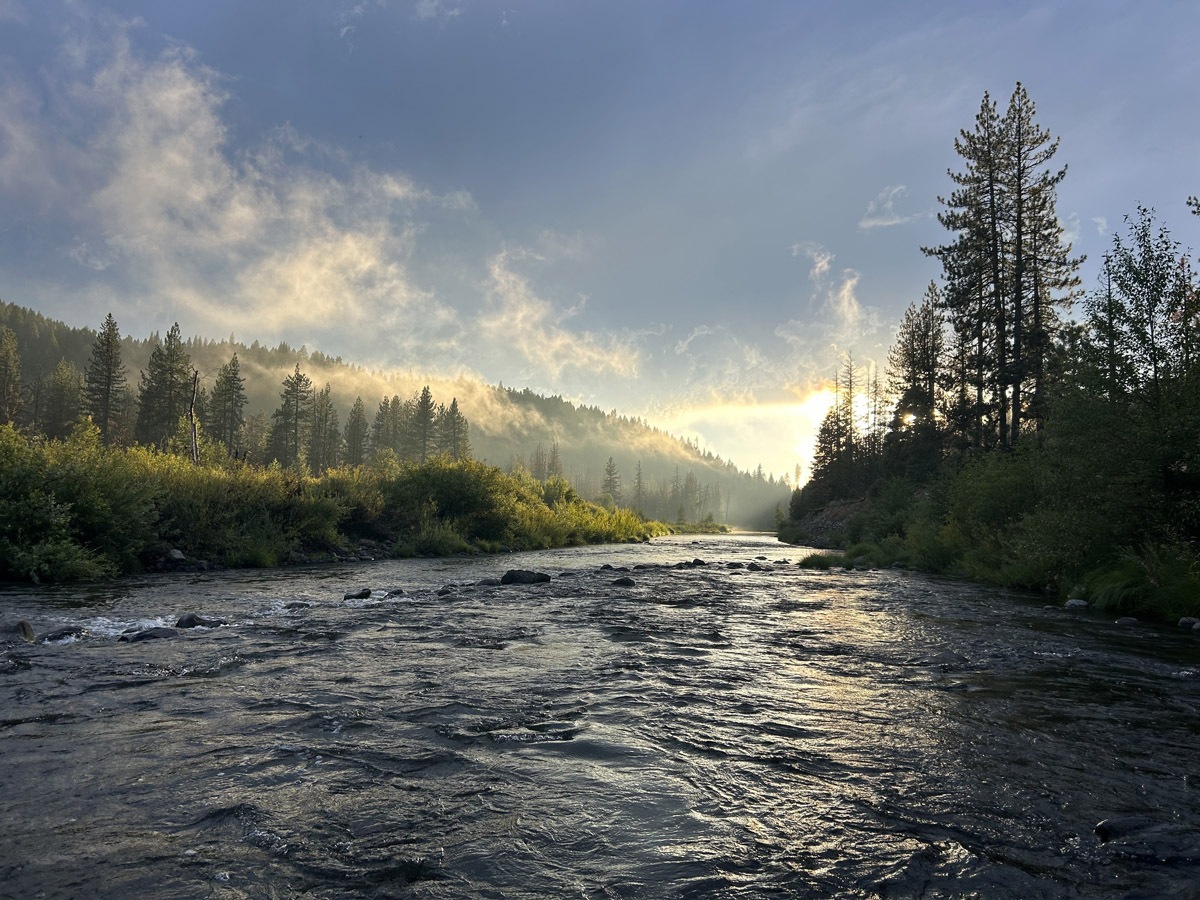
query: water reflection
[{"left": 2, "top": 533, "right": 1199, "bottom": 897}]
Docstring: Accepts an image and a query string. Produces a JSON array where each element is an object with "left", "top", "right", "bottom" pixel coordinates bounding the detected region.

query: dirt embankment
[{"left": 782, "top": 499, "right": 867, "bottom": 548}]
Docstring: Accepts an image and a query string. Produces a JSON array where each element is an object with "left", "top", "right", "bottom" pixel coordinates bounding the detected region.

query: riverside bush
[{"left": 0, "top": 424, "right": 670, "bottom": 582}]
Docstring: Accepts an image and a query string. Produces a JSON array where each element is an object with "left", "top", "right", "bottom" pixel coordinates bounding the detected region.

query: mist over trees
[
  {"left": 783, "top": 82, "right": 1200, "bottom": 619},
  {"left": 0, "top": 299, "right": 788, "bottom": 531}
]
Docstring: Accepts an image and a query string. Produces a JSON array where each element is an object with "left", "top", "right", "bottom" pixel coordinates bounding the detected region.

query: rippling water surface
[{"left": 3, "top": 533, "right": 1199, "bottom": 898}]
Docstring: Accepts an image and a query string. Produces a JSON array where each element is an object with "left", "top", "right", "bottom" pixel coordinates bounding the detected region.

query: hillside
[{"left": 0, "top": 301, "right": 790, "bottom": 529}]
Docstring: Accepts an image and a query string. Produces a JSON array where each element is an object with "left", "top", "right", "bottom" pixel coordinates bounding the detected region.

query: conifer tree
[
  {"left": 309, "top": 383, "right": 341, "bottom": 474},
  {"left": 84, "top": 314, "right": 128, "bottom": 445},
  {"left": 0, "top": 327, "right": 21, "bottom": 425},
  {"left": 411, "top": 385, "right": 436, "bottom": 463},
  {"left": 135, "top": 323, "right": 192, "bottom": 448},
  {"left": 369, "top": 396, "right": 397, "bottom": 460},
  {"left": 343, "top": 396, "right": 369, "bottom": 466},
  {"left": 208, "top": 354, "right": 247, "bottom": 457},
  {"left": 925, "top": 83, "right": 1080, "bottom": 447},
  {"left": 44, "top": 359, "right": 83, "bottom": 440},
  {"left": 601, "top": 456, "right": 622, "bottom": 504},
  {"left": 269, "top": 364, "right": 314, "bottom": 468},
  {"left": 436, "top": 397, "right": 470, "bottom": 460}
]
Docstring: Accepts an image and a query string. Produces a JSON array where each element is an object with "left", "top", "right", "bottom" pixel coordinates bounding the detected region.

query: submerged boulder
[
  {"left": 343, "top": 588, "right": 372, "bottom": 600},
  {"left": 612, "top": 576, "right": 636, "bottom": 587},
  {"left": 14, "top": 620, "right": 35, "bottom": 642}
]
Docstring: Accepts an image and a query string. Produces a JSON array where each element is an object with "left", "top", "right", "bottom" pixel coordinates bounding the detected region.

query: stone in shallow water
[
  {"left": 343, "top": 588, "right": 372, "bottom": 600},
  {"left": 1064, "top": 598, "right": 1088, "bottom": 610},
  {"left": 1115, "top": 616, "right": 1139, "bottom": 626},
  {"left": 175, "top": 613, "right": 226, "bottom": 629},
  {"left": 1179, "top": 617, "right": 1199, "bottom": 629},
  {"left": 119, "top": 626, "right": 179, "bottom": 643},
  {"left": 612, "top": 576, "right": 636, "bottom": 587},
  {"left": 500, "top": 569, "right": 550, "bottom": 585}
]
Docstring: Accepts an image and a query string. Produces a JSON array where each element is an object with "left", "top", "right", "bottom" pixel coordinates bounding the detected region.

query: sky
[{"left": 1, "top": 0, "right": 1198, "bottom": 480}]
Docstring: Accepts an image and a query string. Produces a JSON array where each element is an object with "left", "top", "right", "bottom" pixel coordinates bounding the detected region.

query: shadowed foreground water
[{"left": 2, "top": 534, "right": 1199, "bottom": 898}]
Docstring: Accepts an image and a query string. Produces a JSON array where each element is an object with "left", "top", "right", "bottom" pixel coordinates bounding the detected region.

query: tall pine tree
[
  {"left": 135, "top": 323, "right": 193, "bottom": 449},
  {"left": 84, "top": 314, "right": 129, "bottom": 445}
]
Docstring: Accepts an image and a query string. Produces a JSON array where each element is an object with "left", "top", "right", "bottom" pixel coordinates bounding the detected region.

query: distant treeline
[
  {"left": 781, "top": 82, "right": 1200, "bottom": 620},
  {"left": 0, "top": 303, "right": 791, "bottom": 528}
]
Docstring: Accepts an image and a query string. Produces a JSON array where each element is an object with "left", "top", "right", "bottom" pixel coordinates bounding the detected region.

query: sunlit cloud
[
  {"left": 674, "top": 325, "right": 715, "bottom": 355},
  {"left": 790, "top": 241, "right": 834, "bottom": 281},
  {"left": 0, "top": 12, "right": 466, "bottom": 363},
  {"left": 858, "top": 184, "right": 922, "bottom": 229},
  {"left": 482, "top": 251, "right": 641, "bottom": 380}
]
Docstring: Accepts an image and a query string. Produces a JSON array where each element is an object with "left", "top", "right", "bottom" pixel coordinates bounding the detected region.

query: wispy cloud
[
  {"left": 414, "top": 0, "right": 461, "bottom": 23},
  {"left": 674, "top": 325, "right": 715, "bottom": 355},
  {"left": 858, "top": 184, "right": 922, "bottom": 229},
  {"left": 1092, "top": 215, "right": 1108, "bottom": 236},
  {"left": 790, "top": 241, "right": 834, "bottom": 281},
  {"left": 482, "top": 251, "right": 640, "bottom": 380},
  {"left": 0, "top": 0, "right": 26, "bottom": 23},
  {"left": 0, "top": 12, "right": 467, "bottom": 364}
]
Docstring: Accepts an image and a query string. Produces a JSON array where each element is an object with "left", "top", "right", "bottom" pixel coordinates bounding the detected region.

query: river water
[{"left": 2, "top": 533, "right": 1199, "bottom": 899}]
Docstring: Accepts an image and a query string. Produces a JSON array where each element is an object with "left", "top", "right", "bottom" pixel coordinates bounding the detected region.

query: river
[{"left": 2, "top": 533, "right": 1198, "bottom": 898}]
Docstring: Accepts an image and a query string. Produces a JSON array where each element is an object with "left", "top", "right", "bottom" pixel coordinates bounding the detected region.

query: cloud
[
  {"left": 858, "top": 184, "right": 920, "bottom": 229},
  {"left": 413, "top": 0, "right": 461, "bottom": 23},
  {"left": 790, "top": 241, "right": 834, "bottom": 281},
  {"left": 0, "top": 12, "right": 468, "bottom": 365},
  {"left": 674, "top": 325, "right": 715, "bottom": 355},
  {"left": 1092, "top": 215, "right": 1108, "bottom": 236},
  {"left": 0, "top": 0, "right": 26, "bottom": 23},
  {"left": 481, "top": 251, "right": 641, "bottom": 380}
]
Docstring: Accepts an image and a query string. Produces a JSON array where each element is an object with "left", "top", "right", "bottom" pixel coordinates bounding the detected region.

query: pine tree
[
  {"left": 343, "top": 396, "right": 369, "bottom": 466},
  {"left": 0, "top": 327, "right": 21, "bottom": 424},
  {"left": 411, "top": 385, "right": 436, "bottom": 463},
  {"left": 84, "top": 314, "right": 128, "bottom": 445},
  {"left": 208, "top": 354, "right": 248, "bottom": 457},
  {"left": 135, "top": 323, "right": 193, "bottom": 448},
  {"left": 309, "top": 383, "right": 341, "bottom": 474},
  {"left": 601, "top": 456, "right": 622, "bottom": 504},
  {"left": 633, "top": 460, "right": 646, "bottom": 513},
  {"left": 268, "top": 364, "right": 314, "bottom": 468},
  {"left": 436, "top": 397, "right": 470, "bottom": 460},
  {"left": 369, "top": 396, "right": 397, "bottom": 460},
  {"left": 926, "top": 83, "right": 1081, "bottom": 447},
  {"left": 44, "top": 359, "right": 83, "bottom": 439}
]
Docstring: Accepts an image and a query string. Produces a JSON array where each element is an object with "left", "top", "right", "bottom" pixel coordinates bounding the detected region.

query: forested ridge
[
  {"left": 781, "top": 83, "right": 1200, "bottom": 620},
  {"left": 0, "top": 305, "right": 793, "bottom": 582}
]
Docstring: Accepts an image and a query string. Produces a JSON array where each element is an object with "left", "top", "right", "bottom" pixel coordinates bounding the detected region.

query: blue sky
[{"left": 1, "top": 0, "right": 1197, "bottom": 478}]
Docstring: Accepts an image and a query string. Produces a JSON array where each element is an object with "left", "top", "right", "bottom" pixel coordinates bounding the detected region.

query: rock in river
[
  {"left": 176, "top": 613, "right": 227, "bottom": 629},
  {"left": 501, "top": 569, "right": 551, "bottom": 585},
  {"left": 118, "top": 626, "right": 180, "bottom": 643}
]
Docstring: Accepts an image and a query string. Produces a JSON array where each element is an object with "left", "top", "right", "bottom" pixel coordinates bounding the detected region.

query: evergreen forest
[
  {"left": 0, "top": 302, "right": 790, "bottom": 582},
  {"left": 780, "top": 83, "right": 1200, "bottom": 621}
]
